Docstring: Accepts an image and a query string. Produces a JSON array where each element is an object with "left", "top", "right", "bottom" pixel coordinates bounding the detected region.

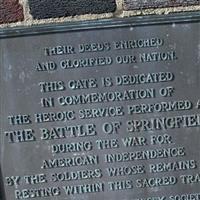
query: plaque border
[
  {"left": 0, "top": 10, "right": 200, "bottom": 200},
  {"left": 0, "top": 11, "right": 200, "bottom": 38}
]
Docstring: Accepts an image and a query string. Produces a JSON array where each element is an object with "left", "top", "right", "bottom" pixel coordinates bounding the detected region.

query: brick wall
[{"left": 0, "top": 0, "right": 199, "bottom": 27}]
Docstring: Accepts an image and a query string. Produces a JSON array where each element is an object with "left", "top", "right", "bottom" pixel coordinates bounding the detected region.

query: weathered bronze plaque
[
  {"left": 123, "top": 0, "right": 200, "bottom": 10},
  {"left": 0, "top": 13, "right": 200, "bottom": 200}
]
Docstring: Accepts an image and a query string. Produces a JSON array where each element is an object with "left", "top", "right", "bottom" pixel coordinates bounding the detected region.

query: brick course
[{"left": 0, "top": 0, "right": 200, "bottom": 26}]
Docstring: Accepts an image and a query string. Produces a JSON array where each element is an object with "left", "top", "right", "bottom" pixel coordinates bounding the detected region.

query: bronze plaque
[
  {"left": 0, "top": 13, "right": 200, "bottom": 200},
  {"left": 123, "top": 0, "right": 200, "bottom": 10}
]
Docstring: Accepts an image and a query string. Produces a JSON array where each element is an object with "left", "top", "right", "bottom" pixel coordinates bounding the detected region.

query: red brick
[{"left": 0, "top": 0, "right": 24, "bottom": 24}]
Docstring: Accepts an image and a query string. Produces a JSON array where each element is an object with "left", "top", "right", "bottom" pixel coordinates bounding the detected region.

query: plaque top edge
[{"left": 0, "top": 11, "right": 200, "bottom": 39}]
